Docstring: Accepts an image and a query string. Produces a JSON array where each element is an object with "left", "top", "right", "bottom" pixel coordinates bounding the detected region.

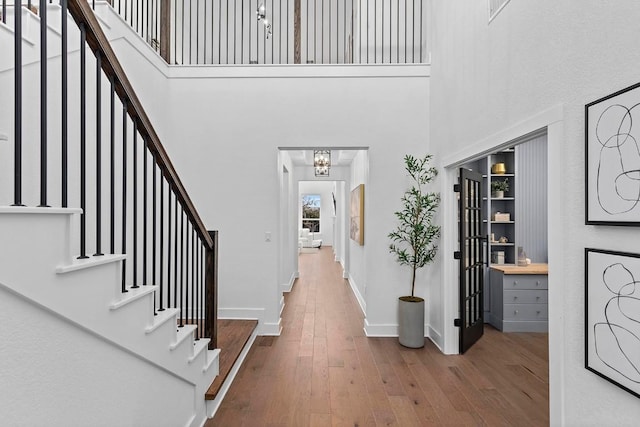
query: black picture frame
[
  {"left": 585, "top": 82, "right": 640, "bottom": 225},
  {"left": 585, "top": 248, "right": 640, "bottom": 399}
]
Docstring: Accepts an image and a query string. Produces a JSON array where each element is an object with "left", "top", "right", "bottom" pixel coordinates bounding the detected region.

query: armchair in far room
[{"left": 299, "top": 228, "right": 322, "bottom": 248}]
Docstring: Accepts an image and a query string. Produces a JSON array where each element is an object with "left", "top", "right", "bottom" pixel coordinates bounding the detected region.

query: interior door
[{"left": 457, "top": 168, "right": 485, "bottom": 353}]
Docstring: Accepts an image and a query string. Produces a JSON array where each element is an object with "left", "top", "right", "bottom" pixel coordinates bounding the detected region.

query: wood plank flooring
[
  {"left": 208, "top": 247, "right": 549, "bottom": 426},
  {"left": 205, "top": 319, "right": 259, "bottom": 400}
]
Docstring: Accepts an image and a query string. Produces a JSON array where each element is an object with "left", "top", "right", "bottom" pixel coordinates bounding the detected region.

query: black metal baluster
[
  {"left": 381, "top": 0, "right": 384, "bottom": 63},
  {"left": 181, "top": 0, "right": 185, "bottom": 63},
  {"left": 152, "top": 160, "right": 156, "bottom": 303},
  {"left": 192, "top": 228, "right": 196, "bottom": 336},
  {"left": 159, "top": 173, "right": 165, "bottom": 311},
  {"left": 143, "top": 142, "right": 148, "bottom": 285},
  {"left": 358, "top": 0, "right": 361, "bottom": 63},
  {"left": 132, "top": 122, "right": 138, "bottom": 288},
  {"left": 121, "top": 101, "right": 128, "bottom": 293},
  {"left": 174, "top": 196, "right": 178, "bottom": 309},
  {"left": 62, "top": 0, "right": 68, "bottom": 206},
  {"left": 79, "top": 24, "right": 89, "bottom": 259},
  {"left": 320, "top": 0, "right": 323, "bottom": 63},
  {"left": 39, "top": 0, "right": 49, "bottom": 207},
  {"left": 211, "top": 0, "right": 220, "bottom": 64},
  {"left": 136, "top": 0, "right": 139, "bottom": 32},
  {"left": 197, "top": 0, "right": 200, "bottom": 64},
  {"left": 179, "top": 207, "right": 184, "bottom": 326},
  {"left": 184, "top": 216, "right": 188, "bottom": 328},
  {"left": 94, "top": 52, "right": 103, "bottom": 256},
  {"left": 2, "top": 1, "right": 6, "bottom": 24},
  {"left": 419, "top": 0, "right": 422, "bottom": 63},
  {"left": 110, "top": 76, "right": 115, "bottom": 253},
  {"left": 13, "top": 0, "right": 23, "bottom": 207},
  {"left": 200, "top": 241, "right": 204, "bottom": 340},
  {"left": 167, "top": 190, "right": 172, "bottom": 308},
  {"left": 374, "top": 0, "right": 376, "bottom": 63}
]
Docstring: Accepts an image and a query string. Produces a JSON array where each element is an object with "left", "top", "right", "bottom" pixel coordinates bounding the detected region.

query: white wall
[
  {"left": 299, "top": 180, "right": 335, "bottom": 247},
  {"left": 429, "top": 1, "right": 640, "bottom": 425},
  {"left": 102, "top": 4, "right": 430, "bottom": 337}
]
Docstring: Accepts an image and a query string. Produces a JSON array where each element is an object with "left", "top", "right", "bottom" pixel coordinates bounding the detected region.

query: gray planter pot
[{"left": 398, "top": 296, "right": 425, "bottom": 348}]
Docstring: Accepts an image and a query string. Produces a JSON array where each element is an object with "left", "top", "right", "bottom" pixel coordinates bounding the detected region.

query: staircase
[{"left": 0, "top": 2, "right": 220, "bottom": 425}]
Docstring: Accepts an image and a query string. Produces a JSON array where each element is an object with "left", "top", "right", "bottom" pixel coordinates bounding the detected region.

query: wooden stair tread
[{"left": 205, "top": 319, "right": 258, "bottom": 400}]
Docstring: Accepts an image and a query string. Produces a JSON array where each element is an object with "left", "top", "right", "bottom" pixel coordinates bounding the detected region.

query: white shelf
[
  {"left": 491, "top": 197, "right": 514, "bottom": 201},
  {"left": 491, "top": 221, "right": 515, "bottom": 224}
]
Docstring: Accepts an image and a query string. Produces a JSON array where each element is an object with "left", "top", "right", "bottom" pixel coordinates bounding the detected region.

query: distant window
[
  {"left": 489, "top": 0, "right": 511, "bottom": 22},
  {"left": 302, "top": 194, "right": 321, "bottom": 233}
]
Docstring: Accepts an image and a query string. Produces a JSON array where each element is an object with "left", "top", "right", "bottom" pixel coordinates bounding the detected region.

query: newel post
[{"left": 205, "top": 230, "right": 218, "bottom": 350}]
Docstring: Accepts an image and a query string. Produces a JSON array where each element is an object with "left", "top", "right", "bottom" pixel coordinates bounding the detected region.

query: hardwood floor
[
  {"left": 205, "top": 319, "right": 259, "bottom": 400},
  {"left": 208, "top": 247, "right": 549, "bottom": 426}
]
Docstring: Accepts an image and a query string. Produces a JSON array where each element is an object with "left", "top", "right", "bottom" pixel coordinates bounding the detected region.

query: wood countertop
[{"left": 490, "top": 263, "right": 548, "bottom": 275}]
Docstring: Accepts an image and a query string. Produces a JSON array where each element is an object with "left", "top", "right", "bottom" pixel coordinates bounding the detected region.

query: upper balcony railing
[{"left": 109, "top": 0, "right": 429, "bottom": 65}]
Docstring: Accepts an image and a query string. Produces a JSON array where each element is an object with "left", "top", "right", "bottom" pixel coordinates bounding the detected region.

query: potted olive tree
[{"left": 388, "top": 154, "right": 441, "bottom": 348}]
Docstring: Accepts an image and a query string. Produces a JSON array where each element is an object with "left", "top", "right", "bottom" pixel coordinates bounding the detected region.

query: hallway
[{"left": 209, "top": 247, "right": 548, "bottom": 426}]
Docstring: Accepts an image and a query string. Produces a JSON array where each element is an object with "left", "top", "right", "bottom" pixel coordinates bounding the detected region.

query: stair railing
[
  {"left": 2, "top": 0, "right": 217, "bottom": 348},
  {"left": 106, "top": 0, "right": 428, "bottom": 65}
]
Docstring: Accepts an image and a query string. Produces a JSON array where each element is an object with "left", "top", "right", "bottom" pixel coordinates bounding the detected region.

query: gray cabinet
[{"left": 489, "top": 267, "right": 548, "bottom": 332}]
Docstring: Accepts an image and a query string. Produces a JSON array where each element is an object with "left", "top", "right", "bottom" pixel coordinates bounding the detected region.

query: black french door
[{"left": 457, "top": 168, "right": 485, "bottom": 354}]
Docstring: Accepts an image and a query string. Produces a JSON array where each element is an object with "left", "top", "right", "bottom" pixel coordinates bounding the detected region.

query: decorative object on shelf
[
  {"left": 350, "top": 184, "right": 364, "bottom": 245},
  {"left": 389, "top": 154, "right": 440, "bottom": 348},
  {"left": 492, "top": 212, "right": 511, "bottom": 222},
  {"left": 314, "top": 150, "right": 331, "bottom": 177},
  {"left": 256, "top": 3, "right": 273, "bottom": 38},
  {"left": 586, "top": 82, "right": 640, "bottom": 225},
  {"left": 585, "top": 248, "right": 640, "bottom": 398},
  {"left": 499, "top": 236, "right": 508, "bottom": 243},
  {"left": 491, "top": 162, "right": 507, "bottom": 174},
  {"left": 491, "top": 251, "right": 505, "bottom": 264},
  {"left": 490, "top": 233, "right": 496, "bottom": 242},
  {"left": 517, "top": 246, "right": 528, "bottom": 266},
  {"left": 491, "top": 178, "right": 509, "bottom": 198}
]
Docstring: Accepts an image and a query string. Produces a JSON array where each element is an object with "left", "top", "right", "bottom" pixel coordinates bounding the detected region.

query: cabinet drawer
[
  {"left": 503, "top": 275, "right": 548, "bottom": 290},
  {"left": 503, "top": 290, "right": 548, "bottom": 304},
  {"left": 503, "top": 304, "right": 548, "bottom": 320}
]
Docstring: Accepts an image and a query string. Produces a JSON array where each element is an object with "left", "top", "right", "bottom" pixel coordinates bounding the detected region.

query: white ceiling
[{"left": 287, "top": 149, "right": 360, "bottom": 167}]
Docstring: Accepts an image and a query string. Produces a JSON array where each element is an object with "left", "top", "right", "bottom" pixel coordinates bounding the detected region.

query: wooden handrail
[{"left": 67, "top": 0, "right": 213, "bottom": 250}]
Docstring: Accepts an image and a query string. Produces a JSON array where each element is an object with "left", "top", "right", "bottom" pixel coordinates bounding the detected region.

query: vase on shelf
[{"left": 492, "top": 190, "right": 504, "bottom": 198}]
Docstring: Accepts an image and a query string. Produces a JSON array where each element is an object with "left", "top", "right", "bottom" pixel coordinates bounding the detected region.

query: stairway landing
[{"left": 205, "top": 319, "right": 258, "bottom": 400}]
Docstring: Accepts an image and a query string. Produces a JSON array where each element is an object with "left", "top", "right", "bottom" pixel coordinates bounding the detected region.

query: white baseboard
[
  {"left": 218, "top": 307, "right": 281, "bottom": 336},
  {"left": 260, "top": 318, "right": 282, "bottom": 336},
  {"left": 347, "top": 275, "right": 366, "bottom": 315},
  {"left": 280, "top": 272, "right": 297, "bottom": 293},
  {"left": 364, "top": 319, "right": 442, "bottom": 350},
  {"left": 427, "top": 325, "right": 444, "bottom": 351},
  {"left": 363, "top": 319, "right": 397, "bottom": 337}
]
